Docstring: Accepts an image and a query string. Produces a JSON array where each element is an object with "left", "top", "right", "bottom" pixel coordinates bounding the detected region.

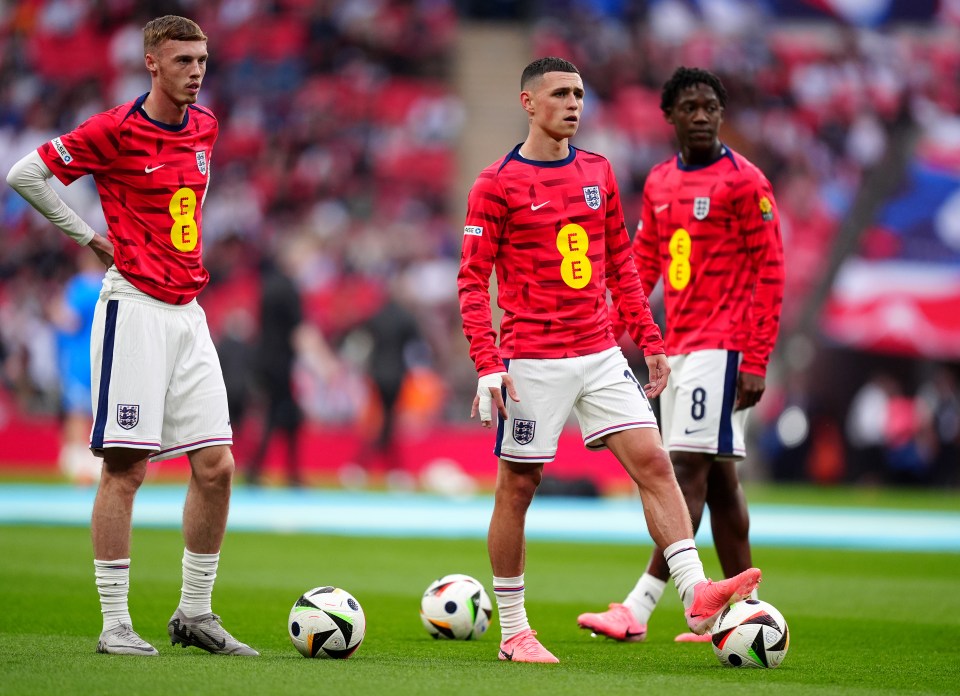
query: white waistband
[{"left": 99, "top": 267, "right": 196, "bottom": 309}]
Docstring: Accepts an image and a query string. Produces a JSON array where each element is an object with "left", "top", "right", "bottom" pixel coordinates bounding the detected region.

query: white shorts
[
  {"left": 89, "top": 268, "right": 232, "bottom": 461},
  {"left": 495, "top": 346, "right": 659, "bottom": 463},
  {"left": 659, "top": 349, "right": 747, "bottom": 460}
]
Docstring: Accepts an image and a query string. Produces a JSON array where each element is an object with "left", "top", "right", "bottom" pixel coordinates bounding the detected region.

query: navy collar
[
  {"left": 124, "top": 93, "right": 190, "bottom": 132},
  {"left": 676, "top": 144, "right": 738, "bottom": 172},
  {"left": 498, "top": 143, "right": 577, "bottom": 172}
]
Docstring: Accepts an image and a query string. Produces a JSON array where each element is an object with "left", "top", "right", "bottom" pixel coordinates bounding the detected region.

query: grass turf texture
[{"left": 2, "top": 525, "right": 958, "bottom": 696}]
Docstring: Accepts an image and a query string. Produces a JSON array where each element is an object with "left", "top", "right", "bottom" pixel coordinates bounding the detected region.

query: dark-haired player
[
  {"left": 578, "top": 66, "right": 785, "bottom": 643},
  {"left": 458, "top": 57, "right": 762, "bottom": 663},
  {"left": 7, "top": 15, "right": 257, "bottom": 657}
]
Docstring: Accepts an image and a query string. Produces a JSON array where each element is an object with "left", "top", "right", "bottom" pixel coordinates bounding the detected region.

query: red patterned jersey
[
  {"left": 39, "top": 94, "right": 218, "bottom": 304},
  {"left": 632, "top": 146, "right": 785, "bottom": 377},
  {"left": 458, "top": 144, "right": 664, "bottom": 376}
]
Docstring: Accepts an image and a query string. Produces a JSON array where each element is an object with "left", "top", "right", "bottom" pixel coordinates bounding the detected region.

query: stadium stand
[{"left": 1, "top": 0, "right": 957, "bottom": 487}]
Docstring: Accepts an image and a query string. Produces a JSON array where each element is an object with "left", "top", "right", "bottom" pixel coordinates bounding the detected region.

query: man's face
[
  {"left": 522, "top": 71, "right": 584, "bottom": 140},
  {"left": 146, "top": 39, "right": 208, "bottom": 106},
  {"left": 666, "top": 83, "right": 724, "bottom": 153}
]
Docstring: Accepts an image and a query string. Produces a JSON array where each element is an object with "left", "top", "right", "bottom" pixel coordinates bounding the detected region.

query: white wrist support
[{"left": 476, "top": 372, "right": 507, "bottom": 422}]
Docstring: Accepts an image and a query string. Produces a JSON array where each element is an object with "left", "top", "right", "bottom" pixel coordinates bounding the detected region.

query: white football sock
[
  {"left": 492, "top": 574, "right": 530, "bottom": 641},
  {"left": 663, "top": 539, "right": 707, "bottom": 609},
  {"left": 623, "top": 573, "right": 667, "bottom": 624},
  {"left": 178, "top": 549, "right": 219, "bottom": 618},
  {"left": 94, "top": 558, "right": 132, "bottom": 631}
]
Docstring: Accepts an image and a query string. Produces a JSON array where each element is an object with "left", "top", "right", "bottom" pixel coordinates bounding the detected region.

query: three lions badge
[
  {"left": 513, "top": 419, "right": 536, "bottom": 445},
  {"left": 117, "top": 404, "right": 139, "bottom": 430}
]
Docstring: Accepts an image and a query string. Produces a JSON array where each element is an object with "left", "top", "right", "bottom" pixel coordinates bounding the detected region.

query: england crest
[
  {"left": 196, "top": 150, "right": 207, "bottom": 175},
  {"left": 513, "top": 419, "right": 536, "bottom": 445},
  {"left": 583, "top": 185, "right": 601, "bottom": 210},
  {"left": 117, "top": 404, "right": 139, "bottom": 430},
  {"left": 693, "top": 197, "right": 710, "bottom": 220}
]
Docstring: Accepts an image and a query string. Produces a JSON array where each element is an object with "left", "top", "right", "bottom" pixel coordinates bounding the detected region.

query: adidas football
[
  {"left": 420, "top": 574, "right": 492, "bottom": 640},
  {"left": 711, "top": 598, "right": 789, "bottom": 668},
  {"left": 288, "top": 586, "right": 366, "bottom": 658}
]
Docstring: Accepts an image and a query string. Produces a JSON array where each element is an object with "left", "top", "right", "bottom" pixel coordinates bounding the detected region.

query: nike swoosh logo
[
  {"left": 199, "top": 628, "right": 227, "bottom": 650},
  {"left": 684, "top": 427, "right": 708, "bottom": 435},
  {"left": 654, "top": 204, "right": 669, "bottom": 213},
  {"left": 500, "top": 648, "right": 514, "bottom": 660},
  {"left": 144, "top": 164, "right": 166, "bottom": 173},
  {"left": 531, "top": 201, "right": 550, "bottom": 211}
]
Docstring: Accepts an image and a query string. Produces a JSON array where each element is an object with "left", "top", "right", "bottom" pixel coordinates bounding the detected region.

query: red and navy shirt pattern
[
  {"left": 39, "top": 93, "right": 218, "bottom": 305},
  {"left": 458, "top": 144, "right": 664, "bottom": 376},
  {"left": 632, "top": 146, "right": 785, "bottom": 377}
]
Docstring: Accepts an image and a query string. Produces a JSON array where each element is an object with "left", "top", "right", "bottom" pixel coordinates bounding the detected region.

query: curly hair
[{"left": 660, "top": 66, "right": 727, "bottom": 113}]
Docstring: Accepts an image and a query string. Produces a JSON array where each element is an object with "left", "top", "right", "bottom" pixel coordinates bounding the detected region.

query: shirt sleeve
[
  {"left": 37, "top": 112, "right": 120, "bottom": 185},
  {"left": 633, "top": 183, "right": 661, "bottom": 299},
  {"left": 737, "top": 173, "right": 785, "bottom": 377},
  {"left": 603, "top": 163, "right": 665, "bottom": 356},
  {"left": 457, "top": 171, "right": 506, "bottom": 376},
  {"left": 6, "top": 150, "right": 97, "bottom": 246}
]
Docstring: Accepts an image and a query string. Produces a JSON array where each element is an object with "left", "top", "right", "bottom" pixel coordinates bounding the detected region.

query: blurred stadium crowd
[{"left": 0, "top": 0, "right": 958, "bottom": 488}]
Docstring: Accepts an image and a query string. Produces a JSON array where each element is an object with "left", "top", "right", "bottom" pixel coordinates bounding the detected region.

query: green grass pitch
[{"left": 2, "top": 523, "right": 958, "bottom": 695}]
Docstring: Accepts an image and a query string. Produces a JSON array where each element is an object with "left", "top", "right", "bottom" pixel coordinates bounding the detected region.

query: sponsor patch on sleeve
[
  {"left": 464, "top": 225, "right": 483, "bottom": 236},
  {"left": 51, "top": 137, "right": 73, "bottom": 164},
  {"left": 759, "top": 196, "right": 774, "bottom": 221}
]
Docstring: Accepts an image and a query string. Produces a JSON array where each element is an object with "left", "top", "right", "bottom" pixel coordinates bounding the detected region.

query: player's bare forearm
[{"left": 643, "top": 353, "right": 670, "bottom": 398}]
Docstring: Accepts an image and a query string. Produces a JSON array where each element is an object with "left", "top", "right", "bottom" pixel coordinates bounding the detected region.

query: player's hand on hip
[
  {"left": 87, "top": 234, "right": 115, "bottom": 269},
  {"left": 736, "top": 372, "right": 765, "bottom": 410},
  {"left": 643, "top": 353, "right": 670, "bottom": 399},
  {"left": 471, "top": 372, "right": 518, "bottom": 428}
]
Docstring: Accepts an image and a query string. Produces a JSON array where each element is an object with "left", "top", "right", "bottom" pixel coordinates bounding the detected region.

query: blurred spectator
[
  {"left": 245, "top": 243, "right": 307, "bottom": 488},
  {"left": 845, "top": 371, "right": 940, "bottom": 485},
  {"left": 48, "top": 250, "right": 101, "bottom": 485},
  {"left": 916, "top": 366, "right": 960, "bottom": 486},
  {"left": 845, "top": 372, "right": 898, "bottom": 484},
  {"left": 216, "top": 307, "right": 256, "bottom": 464},
  {"left": 339, "top": 277, "right": 429, "bottom": 490}
]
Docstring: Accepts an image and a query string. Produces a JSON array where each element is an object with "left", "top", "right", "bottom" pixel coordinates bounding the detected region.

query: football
[
  {"left": 288, "top": 586, "right": 366, "bottom": 658},
  {"left": 711, "top": 598, "right": 789, "bottom": 668},
  {"left": 420, "top": 573, "right": 493, "bottom": 640}
]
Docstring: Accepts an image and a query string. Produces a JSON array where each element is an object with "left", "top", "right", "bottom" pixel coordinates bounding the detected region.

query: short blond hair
[{"left": 143, "top": 15, "right": 207, "bottom": 54}]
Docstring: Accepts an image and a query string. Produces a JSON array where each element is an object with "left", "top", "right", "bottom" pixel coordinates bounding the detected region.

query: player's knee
[
  {"left": 191, "top": 447, "right": 235, "bottom": 488},
  {"left": 101, "top": 449, "right": 149, "bottom": 488},
  {"left": 101, "top": 459, "right": 148, "bottom": 493},
  {"left": 632, "top": 447, "right": 676, "bottom": 490},
  {"left": 497, "top": 465, "right": 541, "bottom": 506}
]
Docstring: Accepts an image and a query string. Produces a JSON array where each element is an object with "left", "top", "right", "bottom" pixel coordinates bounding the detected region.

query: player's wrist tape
[{"left": 476, "top": 372, "right": 506, "bottom": 421}]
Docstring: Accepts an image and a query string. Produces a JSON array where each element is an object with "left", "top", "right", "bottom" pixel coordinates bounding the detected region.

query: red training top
[{"left": 40, "top": 93, "right": 218, "bottom": 304}]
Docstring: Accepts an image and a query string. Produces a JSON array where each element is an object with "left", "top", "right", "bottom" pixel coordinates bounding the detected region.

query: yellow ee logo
[
  {"left": 556, "top": 223, "right": 591, "bottom": 289},
  {"left": 169, "top": 188, "right": 199, "bottom": 252},
  {"left": 668, "top": 228, "right": 692, "bottom": 290}
]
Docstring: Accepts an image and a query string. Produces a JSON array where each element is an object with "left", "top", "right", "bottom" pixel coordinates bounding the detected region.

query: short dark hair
[
  {"left": 521, "top": 56, "right": 580, "bottom": 90},
  {"left": 660, "top": 66, "right": 727, "bottom": 113},
  {"left": 143, "top": 15, "right": 207, "bottom": 54}
]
